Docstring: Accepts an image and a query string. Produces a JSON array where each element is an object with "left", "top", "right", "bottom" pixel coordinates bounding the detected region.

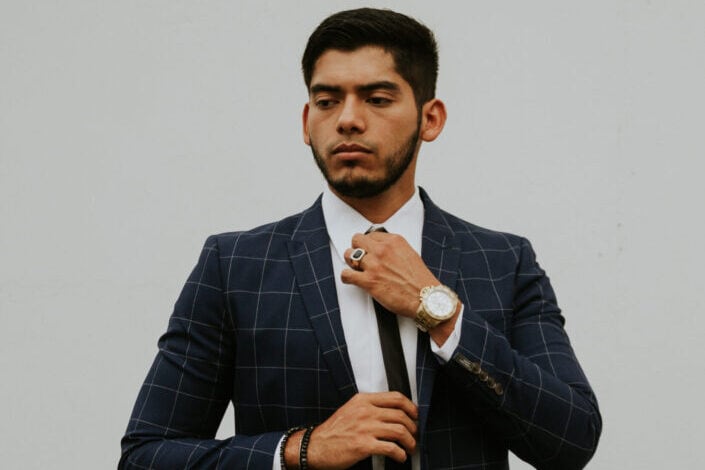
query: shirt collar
[{"left": 321, "top": 186, "right": 425, "bottom": 262}]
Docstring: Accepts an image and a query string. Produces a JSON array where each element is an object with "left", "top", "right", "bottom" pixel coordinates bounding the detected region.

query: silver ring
[{"left": 350, "top": 248, "right": 366, "bottom": 270}]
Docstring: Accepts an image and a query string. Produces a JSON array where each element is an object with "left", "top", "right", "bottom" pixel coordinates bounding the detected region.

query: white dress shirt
[{"left": 273, "top": 187, "right": 462, "bottom": 470}]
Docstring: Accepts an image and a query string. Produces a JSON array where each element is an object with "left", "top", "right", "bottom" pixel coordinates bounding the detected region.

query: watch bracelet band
[{"left": 414, "top": 304, "right": 439, "bottom": 331}]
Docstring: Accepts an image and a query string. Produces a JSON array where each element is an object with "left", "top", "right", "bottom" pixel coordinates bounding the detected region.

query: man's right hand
[{"left": 285, "top": 392, "right": 418, "bottom": 469}]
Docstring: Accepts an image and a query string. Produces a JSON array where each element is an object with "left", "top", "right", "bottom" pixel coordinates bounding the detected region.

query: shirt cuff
[
  {"left": 272, "top": 436, "right": 284, "bottom": 470},
  {"left": 430, "top": 304, "right": 464, "bottom": 363}
]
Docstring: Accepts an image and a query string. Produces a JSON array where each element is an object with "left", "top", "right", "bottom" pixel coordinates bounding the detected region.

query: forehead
[{"left": 310, "top": 46, "right": 408, "bottom": 90}]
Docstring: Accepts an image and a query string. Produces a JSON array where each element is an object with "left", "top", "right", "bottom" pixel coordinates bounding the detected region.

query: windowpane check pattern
[{"left": 120, "top": 188, "right": 601, "bottom": 469}]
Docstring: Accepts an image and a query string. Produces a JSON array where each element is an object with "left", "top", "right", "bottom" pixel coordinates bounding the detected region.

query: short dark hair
[{"left": 302, "top": 8, "right": 439, "bottom": 107}]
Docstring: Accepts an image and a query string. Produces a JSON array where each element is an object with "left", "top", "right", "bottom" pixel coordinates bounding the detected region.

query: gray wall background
[{"left": 1, "top": 1, "right": 703, "bottom": 468}]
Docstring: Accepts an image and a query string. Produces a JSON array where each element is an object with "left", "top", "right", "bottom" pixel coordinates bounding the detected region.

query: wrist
[{"left": 427, "top": 302, "right": 461, "bottom": 347}]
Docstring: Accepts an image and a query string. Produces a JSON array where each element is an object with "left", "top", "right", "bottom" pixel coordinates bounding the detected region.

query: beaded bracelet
[
  {"left": 280, "top": 426, "right": 306, "bottom": 470},
  {"left": 299, "top": 425, "right": 316, "bottom": 470}
]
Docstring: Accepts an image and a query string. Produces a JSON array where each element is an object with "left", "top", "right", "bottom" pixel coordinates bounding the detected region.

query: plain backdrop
[{"left": 1, "top": 1, "right": 704, "bottom": 468}]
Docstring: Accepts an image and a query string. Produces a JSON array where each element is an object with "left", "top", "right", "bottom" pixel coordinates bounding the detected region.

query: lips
[{"left": 333, "top": 142, "right": 372, "bottom": 154}]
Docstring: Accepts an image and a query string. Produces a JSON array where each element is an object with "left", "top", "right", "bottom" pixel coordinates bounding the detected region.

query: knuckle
[
  {"left": 352, "top": 436, "right": 367, "bottom": 455},
  {"left": 391, "top": 391, "right": 405, "bottom": 402},
  {"left": 358, "top": 406, "right": 372, "bottom": 420},
  {"left": 380, "top": 440, "right": 394, "bottom": 453},
  {"left": 351, "top": 393, "right": 365, "bottom": 404},
  {"left": 377, "top": 245, "right": 389, "bottom": 258}
]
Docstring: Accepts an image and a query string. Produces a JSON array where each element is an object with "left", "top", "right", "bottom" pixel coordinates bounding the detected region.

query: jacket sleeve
[
  {"left": 119, "top": 235, "right": 282, "bottom": 469},
  {"left": 442, "top": 237, "right": 602, "bottom": 470}
]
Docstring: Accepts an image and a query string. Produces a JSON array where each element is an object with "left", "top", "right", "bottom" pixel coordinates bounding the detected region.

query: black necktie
[{"left": 366, "top": 226, "right": 412, "bottom": 470}]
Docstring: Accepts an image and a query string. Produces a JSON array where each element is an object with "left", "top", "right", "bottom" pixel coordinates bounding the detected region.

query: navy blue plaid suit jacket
[{"left": 120, "top": 189, "right": 601, "bottom": 469}]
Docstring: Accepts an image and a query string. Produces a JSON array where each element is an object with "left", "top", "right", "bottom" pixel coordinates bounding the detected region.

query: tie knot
[{"left": 365, "top": 225, "right": 387, "bottom": 234}]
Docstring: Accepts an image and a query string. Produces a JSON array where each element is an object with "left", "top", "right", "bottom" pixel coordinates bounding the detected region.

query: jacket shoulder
[
  {"left": 204, "top": 199, "right": 325, "bottom": 256},
  {"left": 434, "top": 207, "right": 527, "bottom": 253}
]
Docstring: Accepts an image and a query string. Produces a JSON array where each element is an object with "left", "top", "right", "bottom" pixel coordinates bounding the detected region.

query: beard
[{"left": 310, "top": 126, "right": 420, "bottom": 199}]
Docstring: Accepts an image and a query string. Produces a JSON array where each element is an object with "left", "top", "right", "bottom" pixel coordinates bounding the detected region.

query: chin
[{"left": 329, "top": 177, "right": 391, "bottom": 199}]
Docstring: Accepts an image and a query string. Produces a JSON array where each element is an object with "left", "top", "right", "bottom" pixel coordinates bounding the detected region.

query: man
[{"left": 120, "top": 8, "right": 601, "bottom": 470}]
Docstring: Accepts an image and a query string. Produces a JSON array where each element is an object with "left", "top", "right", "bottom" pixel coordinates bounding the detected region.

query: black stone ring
[{"left": 350, "top": 248, "right": 366, "bottom": 270}]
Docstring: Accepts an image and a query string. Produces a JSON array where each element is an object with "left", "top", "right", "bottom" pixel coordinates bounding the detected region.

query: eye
[
  {"left": 367, "top": 96, "right": 392, "bottom": 106},
  {"left": 315, "top": 99, "right": 337, "bottom": 109}
]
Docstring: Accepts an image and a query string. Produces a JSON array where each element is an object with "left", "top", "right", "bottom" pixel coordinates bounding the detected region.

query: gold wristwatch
[{"left": 415, "top": 285, "right": 459, "bottom": 331}]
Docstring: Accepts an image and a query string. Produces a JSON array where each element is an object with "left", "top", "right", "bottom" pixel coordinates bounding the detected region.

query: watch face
[{"left": 425, "top": 290, "right": 455, "bottom": 319}]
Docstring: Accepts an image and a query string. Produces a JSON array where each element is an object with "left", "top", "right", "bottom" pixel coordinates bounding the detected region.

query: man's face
[{"left": 303, "top": 46, "right": 422, "bottom": 199}]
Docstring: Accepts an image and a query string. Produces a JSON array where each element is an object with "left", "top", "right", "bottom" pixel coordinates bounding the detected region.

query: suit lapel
[
  {"left": 416, "top": 188, "right": 461, "bottom": 442},
  {"left": 287, "top": 198, "right": 358, "bottom": 403}
]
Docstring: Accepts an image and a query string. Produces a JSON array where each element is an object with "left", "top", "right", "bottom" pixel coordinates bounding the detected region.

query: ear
[
  {"left": 302, "top": 102, "right": 311, "bottom": 146},
  {"left": 419, "top": 98, "right": 447, "bottom": 143}
]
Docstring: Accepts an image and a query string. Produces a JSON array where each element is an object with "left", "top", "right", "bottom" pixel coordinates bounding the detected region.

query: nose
[{"left": 336, "top": 97, "right": 366, "bottom": 135}]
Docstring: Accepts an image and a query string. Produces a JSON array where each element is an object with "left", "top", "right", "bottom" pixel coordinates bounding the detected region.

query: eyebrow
[{"left": 310, "top": 81, "right": 401, "bottom": 95}]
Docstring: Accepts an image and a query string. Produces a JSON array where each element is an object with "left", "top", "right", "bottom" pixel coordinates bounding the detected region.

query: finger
[
  {"left": 343, "top": 247, "right": 367, "bottom": 270},
  {"left": 364, "top": 230, "right": 394, "bottom": 242},
  {"left": 376, "top": 407, "right": 418, "bottom": 436},
  {"left": 340, "top": 268, "right": 367, "bottom": 287},
  {"left": 369, "top": 439, "right": 409, "bottom": 463},
  {"left": 376, "top": 422, "right": 417, "bottom": 455},
  {"left": 367, "top": 391, "right": 418, "bottom": 420},
  {"left": 343, "top": 247, "right": 354, "bottom": 262},
  {"left": 351, "top": 232, "right": 369, "bottom": 249}
]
